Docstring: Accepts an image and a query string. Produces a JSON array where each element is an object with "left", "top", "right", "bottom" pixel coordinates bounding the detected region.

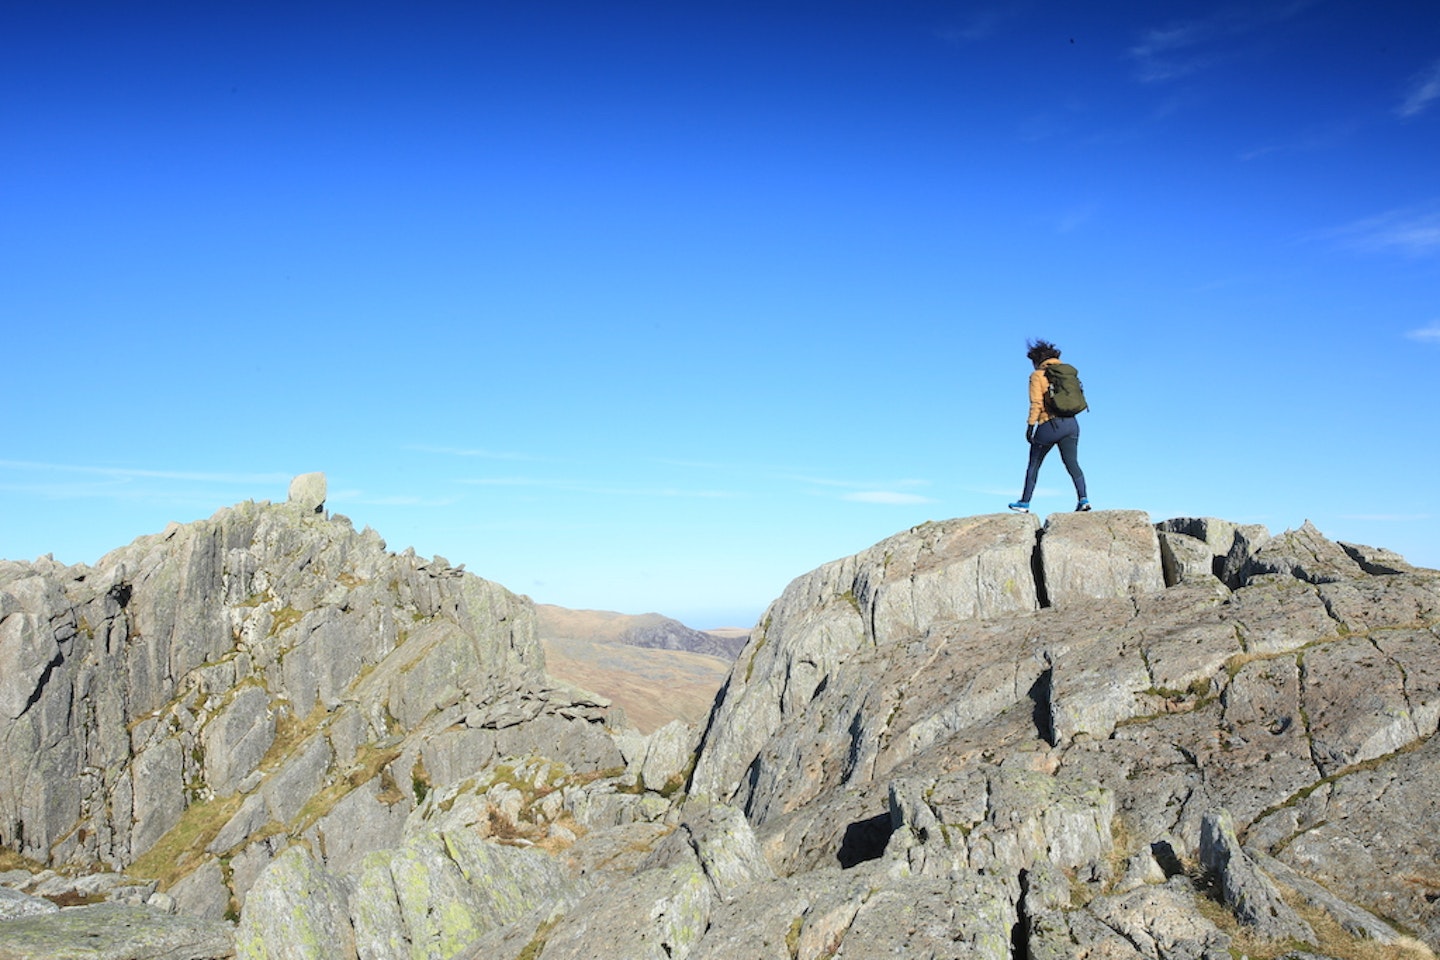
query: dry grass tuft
[
  {"left": 1191, "top": 870, "right": 1436, "bottom": 960},
  {"left": 126, "top": 793, "right": 245, "bottom": 889},
  {"left": 0, "top": 849, "right": 42, "bottom": 873}
]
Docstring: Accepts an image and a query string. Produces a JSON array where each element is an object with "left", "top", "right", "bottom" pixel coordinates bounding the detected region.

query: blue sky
[{"left": 4, "top": 1, "right": 1438, "bottom": 628}]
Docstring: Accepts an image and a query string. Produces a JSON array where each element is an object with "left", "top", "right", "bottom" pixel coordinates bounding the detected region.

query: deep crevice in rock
[
  {"left": 837, "top": 812, "right": 893, "bottom": 869},
  {"left": 1028, "top": 667, "right": 1056, "bottom": 747},
  {"left": 19, "top": 650, "right": 64, "bottom": 719},
  {"left": 1031, "top": 530, "right": 1050, "bottom": 609},
  {"left": 1012, "top": 869, "right": 1034, "bottom": 960}
]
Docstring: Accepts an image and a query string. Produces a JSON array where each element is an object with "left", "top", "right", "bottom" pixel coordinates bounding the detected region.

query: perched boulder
[
  {"left": 639, "top": 720, "right": 696, "bottom": 793},
  {"left": 287, "top": 472, "right": 327, "bottom": 514}
]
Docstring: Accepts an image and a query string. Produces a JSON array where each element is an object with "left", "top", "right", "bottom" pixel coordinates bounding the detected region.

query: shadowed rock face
[{"left": 4, "top": 503, "right": 1440, "bottom": 960}]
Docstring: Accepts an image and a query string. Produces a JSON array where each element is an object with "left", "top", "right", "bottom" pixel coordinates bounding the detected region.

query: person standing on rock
[{"left": 1008, "top": 338, "right": 1090, "bottom": 514}]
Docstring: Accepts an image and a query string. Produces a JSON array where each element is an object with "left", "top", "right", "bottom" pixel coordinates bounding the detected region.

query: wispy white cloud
[
  {"left": 842, "top": 491, "right": 937, "bottom": 505},
  {"left": 0, "top": 460, "right": 290, "bottom": 484},
  {"left": 1405, "top": 321, "right": 1440, "bottom": 343},
  {"left": 1129, "top": 22, "right": 1214, "bottom": 83},
  {"left": 787, "top": 475, "right": 936, "bottom": 505},
  {"left": 1129, "top": 2, "right": 1317, "bottom": 84},
  {"left": 1318, "top": 205, "right": 1440, "bottom": 258},
  {"left": 1239, "top": 119, "right": 1359, "bottom": 162},
  {"left": 405, "top": 445, "right": 536, "bottom": 461},
  {"left": 455, "top": 477, "right": 738, "bottom": 499},
  {"left": 0, "top": 461, "right": 460, "bottom": 513},
  {"left": 0, "top": 461, "right": 295, "bottom": 510},
  {"left": 937, "top": 4, "right": 1030, "bottom": 44},
  {"left": 786, "top": 474, "right": 930, "bottom": 489},
  {"left": 1397, "top": 59, "right": 1440, "bottom": 118}
]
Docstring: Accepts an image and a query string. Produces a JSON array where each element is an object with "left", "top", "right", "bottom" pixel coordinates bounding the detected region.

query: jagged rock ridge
[
  {"left": 3, "top": 488, "right": 1440, "bottom": 960},
  {"left": 0, "top": 480, "right": 685, "bottom": 955}
]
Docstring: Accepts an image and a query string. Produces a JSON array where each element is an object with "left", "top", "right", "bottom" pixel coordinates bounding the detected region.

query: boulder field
[{"left": 2, "top": 481, "right": 1439, "bottom": 959}]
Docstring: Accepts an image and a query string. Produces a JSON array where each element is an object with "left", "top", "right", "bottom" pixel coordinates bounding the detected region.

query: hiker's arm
[{"left": 1027, "top": 370, "right": 1047, "bottom": 425}]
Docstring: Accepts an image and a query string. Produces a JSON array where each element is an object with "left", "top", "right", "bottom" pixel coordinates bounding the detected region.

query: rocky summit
[{"left": 3, "top": 481, "right": 1440, "bottom": 960}]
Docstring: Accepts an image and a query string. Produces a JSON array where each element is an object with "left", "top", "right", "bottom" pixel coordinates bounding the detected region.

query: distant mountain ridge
[
  {"left": 533, "top": 605, "right": 744, "bottom": 734},
  {"left": 534, "top": 604, "right": 749, "bottom": 659}
]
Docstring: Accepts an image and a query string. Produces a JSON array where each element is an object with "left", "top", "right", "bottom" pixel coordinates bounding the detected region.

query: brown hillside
[{"left": 540, "top": 636, "right": 731, "bottom": 734}]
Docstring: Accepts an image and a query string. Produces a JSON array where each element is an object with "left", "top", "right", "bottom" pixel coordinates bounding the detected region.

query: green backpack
[{"left": 1043, "top": 363, "right": 1089, "bottom": 416}]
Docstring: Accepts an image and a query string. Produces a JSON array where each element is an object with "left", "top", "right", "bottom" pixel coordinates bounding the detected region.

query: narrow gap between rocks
[
  {"left": 1028, "top": 668, "right": 1056, "bottom": 747},
  {"left": 1031, "top": 530, "right": 1050, "bottom": 609},
  {"left": 1012, "top": 869, "right": 1034, "bottom": 960}
]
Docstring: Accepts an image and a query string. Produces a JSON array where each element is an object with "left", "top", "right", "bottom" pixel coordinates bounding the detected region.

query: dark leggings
[{"left": 1021, "top": 417, "right": 1087, "bottom": 502}]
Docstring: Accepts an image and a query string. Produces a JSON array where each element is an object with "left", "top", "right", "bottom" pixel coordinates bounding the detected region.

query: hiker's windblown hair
[{"left": 1025, "top": 339, "right": 1061, "bottom": 365}]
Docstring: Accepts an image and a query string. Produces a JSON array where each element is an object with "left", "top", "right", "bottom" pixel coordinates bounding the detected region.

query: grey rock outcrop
[
  {"left": 1157, "top": 517, "right": 1272, "bottom": 587},
  {"left": 6, "top": 497, "right": 1440, "bottom": 960},
  {"left": 689, "top": 512, "right": 1044, "bottom": 807},
  {"left": 0, "top": 478, "right": 627, "bottom": 940},
  {"left": 667, "top": 511, "right": 1440, "bottom": 958}
]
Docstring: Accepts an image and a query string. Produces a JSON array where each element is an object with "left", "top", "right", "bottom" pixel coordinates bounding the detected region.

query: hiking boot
[
  {"left": 1076, "top": 498, "right": 1091, "bottom": 512},
  {"left": 1008, "top": 501, "right": 1030, "bottom": 513}
]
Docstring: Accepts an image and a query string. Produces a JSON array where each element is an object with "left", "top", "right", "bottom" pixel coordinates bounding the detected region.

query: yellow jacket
[{"left": 1027, "top": 357, "right": 1061, "bottom": 426}]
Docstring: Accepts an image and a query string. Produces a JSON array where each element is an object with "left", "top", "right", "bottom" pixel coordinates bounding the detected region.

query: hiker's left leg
[{"left": 1055, "top": 420, "right": 1087, "bottom": 500}]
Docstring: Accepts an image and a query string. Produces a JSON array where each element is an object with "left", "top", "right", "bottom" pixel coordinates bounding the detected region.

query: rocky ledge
[{"left": 2, "top": 486, "right": 1438, "bottom": 960}]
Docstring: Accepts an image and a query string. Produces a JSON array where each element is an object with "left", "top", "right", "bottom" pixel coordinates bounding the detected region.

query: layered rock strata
[{"left": 0, "top": 487, "right": 627, "bottom": 929}]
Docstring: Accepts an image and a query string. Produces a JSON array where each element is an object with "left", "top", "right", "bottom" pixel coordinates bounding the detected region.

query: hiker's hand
[{"left": 1025, "top": 425, "right": 1035, "bottom": 443}]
